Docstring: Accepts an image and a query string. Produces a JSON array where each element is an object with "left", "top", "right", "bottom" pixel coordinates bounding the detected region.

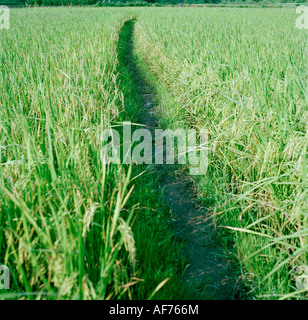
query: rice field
[
  {"left": 0, "top": 8, "right": 184, "bottom": 300},
  {"left": 0, "top": 7, "right": 307, "bottom": 300},
  {"left": 134, "top": 8, "right": 308, "bottom": 299}
]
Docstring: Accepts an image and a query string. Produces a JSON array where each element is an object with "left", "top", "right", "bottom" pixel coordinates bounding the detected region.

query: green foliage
[
  {"left": 1, "top": 0, "right": 307, "bottom": 7},
  {"left": 1, "top": 5, "right": 307, "bottom": 301},
  {"left": 0, "top": 8, "right": 184, "bottom": 300},
  {"left": 134, "top": 7, "right": 308, "bottom": 299},
  {"left": 96, "top": 1, "right": 153, "bottom": 7}
]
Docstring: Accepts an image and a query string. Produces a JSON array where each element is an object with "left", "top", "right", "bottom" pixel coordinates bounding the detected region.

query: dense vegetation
[
  {"left": 134, "top": 8, "right": 307, "bottom": 299},
  {"left": 0, "top": 0, "right": 306, "bottom": 8},
  {"left": 0, "top": 7, "right": 307, "bottom": 300},
  {"left": 0, "top": 8, "right": 185, "bottom": 299}
]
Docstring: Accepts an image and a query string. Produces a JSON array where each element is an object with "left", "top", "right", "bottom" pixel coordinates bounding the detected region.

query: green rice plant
[
  {"left": 0, "top": 8, "right": 184, "bottom": 300},
  {"left": 133, "top": 7, "right": 307, "bottom": 299}
]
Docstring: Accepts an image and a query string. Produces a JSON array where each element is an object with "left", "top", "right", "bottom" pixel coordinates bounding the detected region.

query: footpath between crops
[{"left": 117, "top": 18, "right": 242, "bottom": 300}]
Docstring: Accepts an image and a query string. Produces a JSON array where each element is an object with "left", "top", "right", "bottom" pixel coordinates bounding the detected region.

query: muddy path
[{"left": 118, "top": 19, "right": 241, "bottom": 300}]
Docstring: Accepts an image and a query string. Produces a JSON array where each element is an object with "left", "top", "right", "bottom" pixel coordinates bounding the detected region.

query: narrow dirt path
[{"left": 119, "top": 19, "right": 240, "bottom": 300}]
